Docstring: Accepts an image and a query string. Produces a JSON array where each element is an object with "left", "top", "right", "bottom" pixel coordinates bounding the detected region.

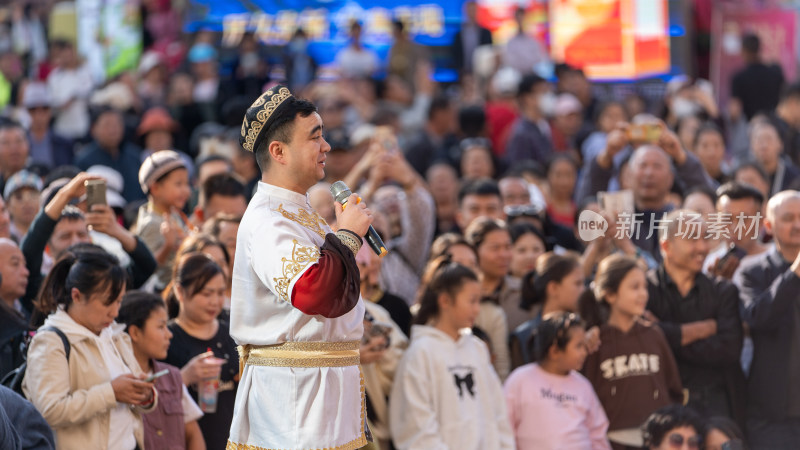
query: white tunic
[{"left": 228, "top": 182, "right": 366, "bottom": 449}]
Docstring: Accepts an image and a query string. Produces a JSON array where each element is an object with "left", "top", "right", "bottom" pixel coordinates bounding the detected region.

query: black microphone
[{"left": 330, "top": 181, "right": 388, "bottom": 257}]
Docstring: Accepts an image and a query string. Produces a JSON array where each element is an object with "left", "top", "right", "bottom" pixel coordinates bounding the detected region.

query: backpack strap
[{"left": 40, "top": 326, "right": 71, "bottom": 361}]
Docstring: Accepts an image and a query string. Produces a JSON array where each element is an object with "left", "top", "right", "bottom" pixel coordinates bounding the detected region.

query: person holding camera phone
[
  {"left": 576, "top": 117, "right": 716, "bottom": 264},
  {"left": 19, "top": 172, "right": 157, "bottom": 321}
]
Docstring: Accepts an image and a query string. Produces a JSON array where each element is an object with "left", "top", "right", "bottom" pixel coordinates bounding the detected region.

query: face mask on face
[
  {"left": 671, "top": 97, "right": 701, "bottom": 119},
  {"left": 538, "top": 91, "right": 557, "bottom": 117}
]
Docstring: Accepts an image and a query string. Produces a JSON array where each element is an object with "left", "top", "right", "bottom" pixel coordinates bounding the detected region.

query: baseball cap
[{"left": 4, "top": 170, "right": 43, "bottom": 199}]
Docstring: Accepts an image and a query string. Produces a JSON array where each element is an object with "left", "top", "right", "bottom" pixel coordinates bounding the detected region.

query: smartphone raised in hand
[{"left": 84, "top": 179, "right": 107, "bottom": 209}]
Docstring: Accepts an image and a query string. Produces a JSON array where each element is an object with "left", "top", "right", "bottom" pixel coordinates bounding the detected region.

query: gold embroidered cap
[{"left": 240, "top": 85, "right": 294, "bottom": 152}]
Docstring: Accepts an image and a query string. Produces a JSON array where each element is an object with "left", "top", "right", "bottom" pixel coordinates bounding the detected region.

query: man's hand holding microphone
[{"left": 331, "top": 181, "right": 387, "bottom": 257}]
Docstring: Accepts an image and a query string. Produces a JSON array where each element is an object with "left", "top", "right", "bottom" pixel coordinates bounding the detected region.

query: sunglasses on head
[{"left": 667, "top": 433, "right": 700, "bottom": 449}]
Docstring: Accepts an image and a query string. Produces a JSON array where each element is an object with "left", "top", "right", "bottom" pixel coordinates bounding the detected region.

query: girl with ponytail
[
  {"left": 581, "top": 254, "right": 683, "bottom": 449},
  {"left": 509, "top": 251, "right": 599, "bottom": 369},
  {"left": 23, "top": 244, "right": 157, "bottom": 450},
  {"left": 390, "top": 258, "right": 514, "bottom": 450}
]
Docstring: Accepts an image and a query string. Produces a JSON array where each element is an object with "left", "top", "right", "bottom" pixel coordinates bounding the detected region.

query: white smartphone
[{"left": 144, "top": 369, "right": 169, "bottom": 382}]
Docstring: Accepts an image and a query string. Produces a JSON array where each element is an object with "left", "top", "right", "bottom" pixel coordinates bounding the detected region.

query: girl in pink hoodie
[{"left": 505, "top": 312, "right": 612, "bottom": 450}]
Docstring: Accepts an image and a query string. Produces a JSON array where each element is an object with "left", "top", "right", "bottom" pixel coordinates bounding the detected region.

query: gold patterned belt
[{"left": 238, "top": 341, "right": 360, "bottom": 376}]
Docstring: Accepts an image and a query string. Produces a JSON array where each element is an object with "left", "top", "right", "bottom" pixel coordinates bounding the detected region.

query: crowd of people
[{"left": 0, "top": 1, "right": 798, "bottom": 449}]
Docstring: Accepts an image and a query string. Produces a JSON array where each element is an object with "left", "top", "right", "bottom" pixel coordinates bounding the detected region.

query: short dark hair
[
  {"left": 0, "top": 120, "right": 24, "bottom": 135},
  {"left": 458, "top": 105, "right": 486, "bottom": 137},
  {"left": 253, "top": 97, "right": 317, "bottom": 172},
  {"left": 89, "top": 105, "right": 122, "bottom": 128},
  {"left": 202, "top": 214, "right": 241, "bottom": 236},
  {"left": 118, "top": 290, "right": 167, "bottom": 333},
  {"left": 716, "top": 181, "right": 765, "bottom": 206},
  {"left": 734, "top": 162, "right": 769, "bottom": 184},
  {"left": 427, "top": 95, "right": 451, "bottom": 121},
  {"left": 517, "top": 74, "right": 546, "bottom": 98},
  {"left": 458, "top": 178, "right": 501, "bottom": 204},
  {"left": 59, "top": 205, "right": 85, "bottom": 223},
  {"left": 742, "top": 33, "right": 760, "bottom": 54},
  {"left": 692, "top": 122, "right": 724, "bottom": 148},
  {"left": 200, "top": 173, "right": 246, "bottom": 207},
  {"left": 503, "top": 160, "right": 546, "bottom": 180},
  {"left": 706, "top": 416, "right": 746, "bottom": 446},
  {"left": 642, "top": 404, "right": 705, "bottom": 448}
]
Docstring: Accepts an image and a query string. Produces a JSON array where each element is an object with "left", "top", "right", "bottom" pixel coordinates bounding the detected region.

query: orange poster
[{"left": 550, "top": 0, "right": 670, "bottom": 80}]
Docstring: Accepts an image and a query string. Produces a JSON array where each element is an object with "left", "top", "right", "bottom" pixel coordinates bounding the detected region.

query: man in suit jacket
[{"left": 451, "top": 1, "right": 492, "bottom": 74}]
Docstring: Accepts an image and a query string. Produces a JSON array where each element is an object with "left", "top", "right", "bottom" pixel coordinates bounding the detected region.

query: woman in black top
[{"left": 163, "top": 252, "right": 238, "bottom": 450}]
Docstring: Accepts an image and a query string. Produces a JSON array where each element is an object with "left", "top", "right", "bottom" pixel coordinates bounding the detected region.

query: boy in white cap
[{"left": 134, "top": 149, "right": 193, "bottom": 289}]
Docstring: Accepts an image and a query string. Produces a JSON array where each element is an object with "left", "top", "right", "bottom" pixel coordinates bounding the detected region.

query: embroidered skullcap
[
  {"left": 239, "top": 85, "right": 294, "bottom": 153},
  {"left": 139, "top": 150, "right": 187, "bottom": 194}
]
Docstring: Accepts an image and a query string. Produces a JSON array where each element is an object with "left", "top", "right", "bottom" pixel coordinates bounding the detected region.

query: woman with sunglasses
[{"left": 643, "top": 404, "right": 705, "bottom": 450}]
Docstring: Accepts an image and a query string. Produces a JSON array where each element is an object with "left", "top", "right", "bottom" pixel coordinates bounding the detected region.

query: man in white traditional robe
[{"left": 228, "top": 85, "right": 374, "bottom": 449}]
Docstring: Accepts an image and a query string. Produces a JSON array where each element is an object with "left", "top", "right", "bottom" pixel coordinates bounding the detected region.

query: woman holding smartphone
[{"left": 23, "top": 245, "right": 156, "bottom": 450}]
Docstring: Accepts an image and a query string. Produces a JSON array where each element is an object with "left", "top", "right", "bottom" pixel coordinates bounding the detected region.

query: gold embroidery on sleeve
[
  {"left": 274, "top": 204, "right": 327, "bottom": 239},
  {"left": 273, "top": 239, "right": 321, "bottom": 302}
]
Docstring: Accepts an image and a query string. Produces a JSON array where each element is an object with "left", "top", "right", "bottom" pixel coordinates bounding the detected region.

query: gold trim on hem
[{"left": 225, "top": 365, "right": 368, "bottom": 450}]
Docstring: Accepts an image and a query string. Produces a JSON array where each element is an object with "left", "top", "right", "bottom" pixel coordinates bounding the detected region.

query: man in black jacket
[
  {"left": 734, "top": 190, "right": 800, "bottom": 449},
  {"left": 647, "top": 209, "right": 745, "bottom": 426}
]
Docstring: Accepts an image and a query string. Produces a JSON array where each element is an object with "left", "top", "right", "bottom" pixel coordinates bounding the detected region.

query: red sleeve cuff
[{"left": 291, "top": 251, "right": 352, "bottom": 318}]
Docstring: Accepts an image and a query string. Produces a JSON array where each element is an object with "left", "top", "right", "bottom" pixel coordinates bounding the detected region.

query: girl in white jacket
[{"left": 389, "top": 259, "right": 514, "bottom": 450}]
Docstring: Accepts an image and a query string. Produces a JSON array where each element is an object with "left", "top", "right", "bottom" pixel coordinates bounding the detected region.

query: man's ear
[
  {"left": 763, "top": 217, "right": 774, "bottom": 235},
  {"left": 268, "top": 141, "right": 287, "bottom": 165}
]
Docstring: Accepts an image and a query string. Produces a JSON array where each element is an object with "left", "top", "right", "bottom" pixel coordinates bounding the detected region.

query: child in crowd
[
  {"left": 134, "top": 149, "right": 193, "bottom": 290},
  {"left": 510, "top": 252, "right": 599, "bottom": 369},
  {"left": 389, "top": 259, "right": 514, "bottom": 450},
  {"left": 582, "top": 254, "right": 684, "bottom": 449},
  {"left": 505, "top": 312, "right": 611, "bottom": 449},
  {"left": 117, "top": 290, "right": 206, "bottom": 450},
  {"left": 642, "top": 405, "right": 705, "bottom": 450}
]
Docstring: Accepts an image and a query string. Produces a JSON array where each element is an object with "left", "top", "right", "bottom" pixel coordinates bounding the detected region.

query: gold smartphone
[
  {"left": 627, "top": 123, "right": 662, "bottom": 144},
  {"left": 84, "top": 179, "right": 107, "bottom": 208}
]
